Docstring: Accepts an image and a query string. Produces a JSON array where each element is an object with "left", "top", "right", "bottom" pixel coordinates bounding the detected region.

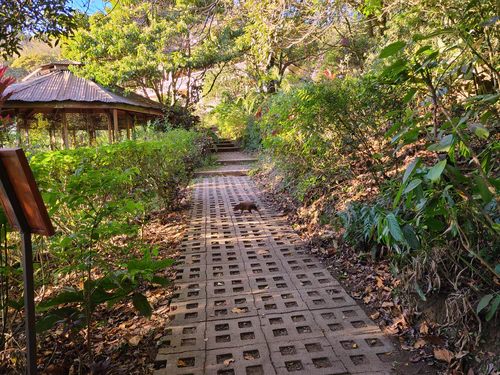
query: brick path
[{"left": 154, "top": 164, "right": 396, "bottom": 374}]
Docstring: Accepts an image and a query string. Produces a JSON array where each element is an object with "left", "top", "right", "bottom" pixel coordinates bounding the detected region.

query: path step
[
  {"left": 154, "top": 176, "right": 395, "bottom": 375},
  {"left": 209, "top": 146, "right": 241, "bottom": 152},
  {"left": 216, "top": 158, "right": 257, "bottom": 165}
]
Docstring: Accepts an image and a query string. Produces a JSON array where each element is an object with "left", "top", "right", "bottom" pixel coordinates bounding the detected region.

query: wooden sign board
[{"left": 0, "top": 148, "right": 54, "bottom": 236}]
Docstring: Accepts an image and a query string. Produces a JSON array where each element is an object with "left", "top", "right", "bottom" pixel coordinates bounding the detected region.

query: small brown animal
[{"left": 233, "top": 201, "right": 260, "bottom": 214}]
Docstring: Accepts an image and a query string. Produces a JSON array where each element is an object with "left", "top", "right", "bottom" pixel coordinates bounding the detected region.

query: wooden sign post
[{"left": 0, "top": 149, "right": 55, "bottom": 375}]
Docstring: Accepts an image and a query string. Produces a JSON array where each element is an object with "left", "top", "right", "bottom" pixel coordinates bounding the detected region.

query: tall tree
[
  {"left": 64, "top": 0, "right": 241, "bottom": 106},
  {"left": 0, "top": 0, "right": 77, "bottom": 59}
]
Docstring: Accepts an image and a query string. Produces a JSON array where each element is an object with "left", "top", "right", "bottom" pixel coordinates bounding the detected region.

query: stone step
[
  {"left": 217, "top": 158, "right": 257, "bottom": 165},
  {"left": 194, "top": 168, "right": 249, "bottom": 177},
  {"left": 210, "top": 146, "right": 240, "bottom": 152}
]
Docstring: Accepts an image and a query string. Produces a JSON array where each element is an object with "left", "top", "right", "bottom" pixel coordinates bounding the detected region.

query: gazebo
[{"left": 1, "top": 61, "right": 165, "bottom": 149}]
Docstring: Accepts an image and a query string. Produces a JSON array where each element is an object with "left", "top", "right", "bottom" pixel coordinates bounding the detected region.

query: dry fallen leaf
[
  {"left": 178, "top": 359, "right": 188, "bottom": 367},
  {"left": 244, "top": 354, "right": 255, "bottom": 360},
  {"left": 232, "top": 307, "right": 246, "bottom": 314},
  {"left": 413, "top": 339, "right": 426, "bottom": 349},
  {"left": 420, "top": 321, "right": 429, "bottom": 335},
  {"left": 223, "top": 358, "right": 235, "bottom": 366},
  {"left": 257, "top": 250, "right": 269, "bottom": 255},
  {"left": 127, "top": 335, "right": 142, "bottom": 346},
  {"left": 434, "top": 348, "right": 454, "bottom": 363},
  {"left": 381, "top": 301, "right": 394, "bottom": 308},
  {"left": 363, "top": 296, "right": 372, "bottom": 304},
  {"left": 369, "top": 312, "right": 380, "bottom": 320},
  {"left": 376, "top": 276, "right": 384, "bottom": 288}
]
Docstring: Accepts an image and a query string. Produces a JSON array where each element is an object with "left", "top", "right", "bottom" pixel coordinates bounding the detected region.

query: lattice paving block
[
  {"left": 171, "top": 282, "right": 207, "bottom": 301},
  {"left": 269, "top": 338, "right": 348, "bottom": 375},
  {"left": 207, "top": 230, "right": 236, "bottom": 240},
  {"left": 207, "top": 250, "right": 241, "bottom": 265},
  {"left": 254, "top": 290, "right": 308, "bottom": 313},
  {"left": 289, "top": 270, "right": 341, "bottom": 289},
  {"left": 281, "top": 257, "right": 322, "bottom": 273},
  {"left": 206, "top": 316, "right": 266, "bottom": 350},
  {"left": 206, "top": 239, "right": 238, "bottom": 252},
  {"left": 207, "top": 263, "right": 248, "bottom": 280},
  {"left": 235, "top": 223, "right": 261, "bottom": 232},
  {"left": 310, "top": 308, "right": 382, "bottom": 337},
  {"left": 260, "top": 311, "right": 324, "bottom": 343},
  {"left": 238, "top": 238, "right": 272, "bottom": 251},
  {"left": 207, "top": 278, "right": 252, "bottom": 298},
  {"left": 157, "top": 322, "right": 206, "bottom": 354},
  {"left": 248, "top": 274, "right": 296, "bottom": 293},
  {"left": 168, "top": 299, "right": 206, "bottom": 324},
  {"left": 241, "top": 248, "right": 279, "bottom": 262},
  {"left": 206, "top": 295, "right": 257, "bottom": 320},
  {"left": 274, "top": 246, "right": 309, "bottom": 259},
  {"left": 205, "top": 344, "right": 277, "bottom": 375},
  {"left": 154, "top": 350, "right": 205, "bottom": 375},
  {"left": 178, "top": 241, "right": 205, "bottom": 254},
  {"left": 174, "top": 266, "right": 206, "bottom": 283},
  {"left": 234, "top": 228, "right": 267, "bottom": 239},
  {"left": 245, "top": 260, "right": 286, "bottom": 276},
  {"left": 298, "top": 286, "right": 357, "bottom": 310},
  {"left": 326, "top": 333, "right": 394, "bottom": 374},
  {"left": 268, "top": 234, "right": 302, "bottom": 247},
  {"left": 176, "top": 253, "right": 207, "bottom": 267},
  {"left": 208, "top": 223, "right": 232, "bottom": 232},
  {"left": 268, "top": 336, "right": 332, "bottom": 355},
  {"left": 181, "top": 230, "right": 205, "bottom": 242}
]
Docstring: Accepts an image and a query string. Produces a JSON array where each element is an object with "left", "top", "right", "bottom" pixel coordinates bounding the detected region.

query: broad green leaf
[
  {"left": 151, "top": 258, "right": 175, "bottom": 271},
  {"left": 393, "top": 184, "right": 404, "bottom": 210},
  {"left": 403, "top": 225, "right": 421, "bottom": 249},
  {"left": 445, "top": 165, "right": 469, "bottom": 184},
  {"left": 412, "top": 29, "right": 454, "bottom": 41},
  {"left": 379, "top": 41, "right": 406, "bottom": 58},
  {"left": 403, "top": 88, "right": 418, "bottom": 103},
  {"left": 403, "top": 157, "right": 421, "bottom": 184},
  {"left": 386, "top": 213, "right": 405, "bottom": 243},
  {"left": 485, "top": 295, "right": 500, "bottom": 321},
  {"left": 132, "top": 292, "right": 152, "bottom": 318},
  {"left": 35, "top": 307, "right": 78, "bottom": 333},
  {"left": 425, "top": 218, "right": 445, "bottom": 232},
  {"left": 415, "top": 45, "right": 432, "bottom": 55},
  {"left": 37, "top": 291, "right": 84, "bottom": 311},
  {"left": 427, "top": 134, "right": 454, "bottom": 152},
  {"left": 403, "top": 179, "right": 422, "bottom": 194},
  {"left": 468, "top": 122, "right": 489, "bottom": 139},
  {"left": 474, "top": 175, "right": 493, "bottom": 203},
  {"left": 427, "top": 160, "right": 447, "bottom": 182},
  {"left": 386, "top": 121, "right": 403, "bottom": 138},
  {"left": 36, "top": 314, "right": 62, "bottom": 333},
  {"left": 496, "top": 264, "right": 500, "bottom": 274},
  {"left": 477, "top": 294, "right": 493, "bottom": 314},
  {"left": 151, "top": 276, "right": 170, "bottom": 286},
  {"left": 414, "top": 281, "right": 427, "bottom": 301},
  {"left": 60, "top": 236, "right": 72, "bottom": 249}
]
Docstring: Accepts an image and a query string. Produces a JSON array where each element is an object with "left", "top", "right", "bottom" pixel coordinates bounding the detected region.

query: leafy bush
[{"left": 0, "top": 129, "right": 211, "bottom": 367}]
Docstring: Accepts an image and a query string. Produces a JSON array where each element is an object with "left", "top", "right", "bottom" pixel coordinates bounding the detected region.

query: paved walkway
[{"left": 154, "top": 148, "right": 396, "bottom": 374}]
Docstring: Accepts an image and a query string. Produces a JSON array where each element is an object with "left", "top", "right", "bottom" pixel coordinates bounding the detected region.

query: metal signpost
[{"left": 0, "top": 148, "right": 55, "bottom": 375}]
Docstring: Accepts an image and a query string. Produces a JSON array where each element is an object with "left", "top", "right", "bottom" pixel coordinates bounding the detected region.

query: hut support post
[
  {"left": 107, "top": 112, "right": 112, "bottom": 144},
  {"left": 126, "top": 114, "right": 131, "bottom": 140},
  {"left": 113, "top": 109, "right": 119, "bottom": 143},
  {"left": 62, "top": 111, "right": 69, "bottom": 150}
]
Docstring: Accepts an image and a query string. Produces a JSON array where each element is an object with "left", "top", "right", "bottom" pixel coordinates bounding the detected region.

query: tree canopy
[{"left": 0, "top": 0, "right": 77, "bottom": 59}]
